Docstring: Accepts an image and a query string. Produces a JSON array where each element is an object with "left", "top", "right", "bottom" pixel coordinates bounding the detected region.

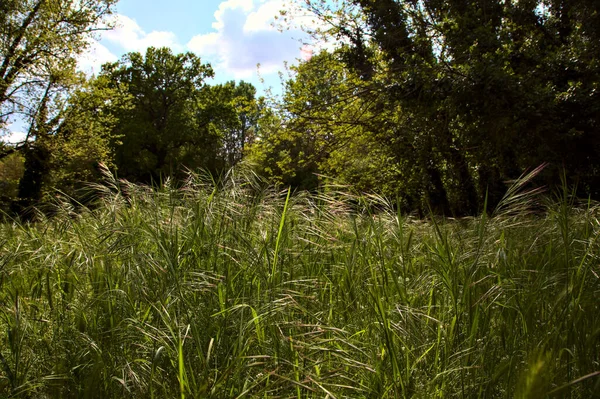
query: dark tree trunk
[
  {"left": 447, "top": 145, "right": 479, "bottom": 215},
  {"left": 11, "top": 144, "right": 49, "bottom": 217},
  {"left": 421, "top": 154, "right": 450, "bottom": 216},
  {"left": 477, "top": 162, "right": 505, "bottom": 212}
]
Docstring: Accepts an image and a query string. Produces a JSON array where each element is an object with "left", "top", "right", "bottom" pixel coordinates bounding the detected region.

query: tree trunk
[
  {"left": 11, "top": 143, "right": 49, "bottom": 217},
  {"left": 447, "top": 145, "right": 479, "bottom": 215}
]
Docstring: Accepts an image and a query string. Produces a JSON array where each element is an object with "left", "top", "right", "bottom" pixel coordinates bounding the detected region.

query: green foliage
[
  {"left": 3, "top": 43, "right": 264, "bottom": 216},
  {"left": 99, "top": 48, "right": 264, "bottom": 184},
  {"left": 40, "top": 75, "right": 132, "bottom": 200},
  {"left": 0, "top": 0, "right": 117, "bottom": 129},
  {"left": 0, "top": 0, "right": 118, "bottom": 214},
  {"left": 3, "top": 73, "right": 129, "bottom": 215},
  {"left": 278, "top": 0, "right": 600, "bottom": 214},
  {"left": 198, "top": 81, "right": 263, "bottom": 168},
  {"left": 0, "top": 151, "right": 24, "bottom": 211},
  {"left": 0, "top": 173, "right": 599, "bottom": 397},
  {"left": 100, "top": 47, "right": 216, "bottom": 183},
  {"left": 9, "top": 69, "right": 103, "bottom": 212},
  {"left": 250, "top": 50, "right": 433, "bottom": 210},
  {"left": 250, "top": 51, "right": 375, "bottom": 190}
]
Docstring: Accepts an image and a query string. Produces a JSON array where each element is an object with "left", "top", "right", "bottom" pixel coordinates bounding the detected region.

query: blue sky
[
  {"left": 80, "top": 0, "right": 316, "bottom": 94},
  {"left": 4, "top": 0, "right": 319, "bottom": 142},
  {"left": 113, "top": 0, "right": 221, "bottom": 41}
]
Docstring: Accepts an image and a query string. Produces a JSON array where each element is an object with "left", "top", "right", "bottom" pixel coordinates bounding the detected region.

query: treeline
[
  {"left": 1, "top": 45, "right": 262, "bottom": 214},
  {"left": 252, "top": 0, "right": 600, "bottom": 215},
  {"left": 2, "top": 0, "right": 600, "bottom": 217}
]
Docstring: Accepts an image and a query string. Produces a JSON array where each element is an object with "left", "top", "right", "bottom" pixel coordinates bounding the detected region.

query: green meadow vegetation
[
  {"left": 2, "top": 0, "right": 600, "bottom": 396},
  {"left": 0, "top": 166, "right": 598, "bottom": 398}
]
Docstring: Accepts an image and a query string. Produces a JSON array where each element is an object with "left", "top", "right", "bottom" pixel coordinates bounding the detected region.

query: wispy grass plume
[{"left": 0, "top": 166, "right": 598, "bottom": 397}]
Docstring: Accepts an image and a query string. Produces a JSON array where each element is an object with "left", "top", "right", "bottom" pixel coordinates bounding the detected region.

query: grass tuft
[{"left": 0, "top": 167, "right": 599, "bottom": 397}]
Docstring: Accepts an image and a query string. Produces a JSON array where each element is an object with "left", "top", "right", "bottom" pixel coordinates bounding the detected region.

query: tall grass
[{"left": 0, "top": 166, "right": 599, "bottom": 398}]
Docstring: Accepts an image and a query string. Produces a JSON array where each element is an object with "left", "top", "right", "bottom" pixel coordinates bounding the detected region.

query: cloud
[
  {"left": 76, "top": 2, "right": 327, "bottom": 82},
  {"left": 0, "top": 123, "right": 27, "bottom": 144},
  {"left": 102, "top": 14, "right": 183, "bottom": 54},
  {"left": 187, "top": 0, "right": 309, "bottom": 79},
  {"left": 77, "top": 38, "right": 118, "bottom": 74},
  {"left": 77, "top": 13, "right": 186, "bottom": 75},
  {"left": 244, "top": 1, "right": 281, "bottom": 32}
]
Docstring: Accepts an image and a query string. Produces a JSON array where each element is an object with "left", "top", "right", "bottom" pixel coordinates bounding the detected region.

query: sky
[
  {"left": 80, "top": 0, "right": 314, "bottom": 91},
  {"left": 4, "top": 0, "right": 317, "bottom": 143}
]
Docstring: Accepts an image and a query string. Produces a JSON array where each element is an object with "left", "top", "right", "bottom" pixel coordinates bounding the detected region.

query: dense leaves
[
  {"left": 1, "top": 42, "right": 263, "bottom": 212},
  {"left": 0, "top": 0, "right": 117, "bottom": 213},
  {"left": 2, "top": 0, "right": 600, "bottom": 217},
  {"left": 198, "top": 80, "right": 263, "bottom": 169},
  {"left": 0, "top": 0, "right": 117, "bottom": 129},
  {"left": 97, "top": 48, "right": 265, "bottom": 184},
  {"left": 253, "top": 0, "right": 600, "bottom": 214},
  {"left": 100, "top": 47, "right": 216, "bottom": 183}
]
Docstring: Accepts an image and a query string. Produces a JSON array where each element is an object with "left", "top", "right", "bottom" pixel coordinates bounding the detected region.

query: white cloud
[
  {"left": 213, "top": 0, "right": 254, "bottom": 30},
  {"left": 1, "top": 124, "right": 27, "bottom": 144},
  {"left": 187, "top": 0, "right": 309, "bottom": 79},
  {"left": 77, "top": 38, "right": 118, "bottom": 74},
  {"left": 244, "top": 1, "right": 281, "bottom": 32},
  {"left": 76, "top": 13, "right": 186, "bottom": 75},
  {"left": 74, "top": 1, "right": 328, "bottom": 83},
  {"left": 102, "top": 14, "right": 183, "bottom": 54}
]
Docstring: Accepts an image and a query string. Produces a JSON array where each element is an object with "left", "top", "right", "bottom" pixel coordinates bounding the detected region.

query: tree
[
  {"left": 0, "top": 0, "right": 117, "bottom": 214},
  {"left": 250, "top": 50, "right": 429, "bottom": 210},
  {"left": 290, "top": 0, "right": 600, "bottom": 213},
  {"left": 99, "top": 47, "right": 216, "bottom": 183},
  {"left": 197, "top": 81, "right": 263, "bottom": 168},
  {"left": 251, "top": 51, "right": 390, "bottom": 191},
  {"left": 0, "top": 0, "right": 117, "bottom": 131},
  {"left": 7, "top": 72, "right": 130, "bottom": 214},
  {"left": 41, "top": 74, "right": 132, "bottom": 200},
  {"left": 249, "top": 51, "right": 352, "bottom": 189}
]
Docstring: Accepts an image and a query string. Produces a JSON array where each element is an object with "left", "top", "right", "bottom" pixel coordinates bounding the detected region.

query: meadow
[{"left": 0, "top": 166, "right": 599, "bottom": 398}]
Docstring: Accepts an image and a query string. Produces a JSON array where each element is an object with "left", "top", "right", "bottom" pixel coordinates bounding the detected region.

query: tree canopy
[
  {"left": 2, "top": 0, "right": 600, "bottom": 217},
  {"left": 250, "top": 0, "right": 600, "bottom": 214},
  {"left": 0, "top": 0, "right": 117, "bottom": 132},
  {"left": 99, "top": 47, "right": 216, "bottom": 183},
  {"left": 98, "top": 47, "right": 264, "bottom": 184}
]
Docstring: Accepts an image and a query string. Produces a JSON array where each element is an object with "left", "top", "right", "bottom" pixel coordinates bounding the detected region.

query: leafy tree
[
  {"left": 198, "top": 81, "right": 263, "bottom": 168},
  {"left": 0, "top": 0, "right": 117, "bottom": 214},
  {"left": 42, "top": 74, "right": 132, "bottom": 200},
  {"left": 251, "top": 51, "right": 398, "bottom": 193},
  {"left": 0, "top": 0, "right": 117, "bottom": 130},
  {"left": 100, "top": 47, "right": 217, "bottom": 183},
  {"left": 249, "top": 51, "right": 354, "bottom": 189},
  {"left": 291, "top": 0, "right": 600, "bottom": 213},
  {"left": 10, "top": 68, "right": 85, "bottom": 212},
  {"left": 251, "top": 50, "right": 430, "bottom": 211},
  {"left": 7, "top": 73, "right": 130, "bottom": 213}
]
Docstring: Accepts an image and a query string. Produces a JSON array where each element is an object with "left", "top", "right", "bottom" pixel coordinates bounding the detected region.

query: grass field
[{"left": 0, "top": 167, "right": 599, "bottom": 398}]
